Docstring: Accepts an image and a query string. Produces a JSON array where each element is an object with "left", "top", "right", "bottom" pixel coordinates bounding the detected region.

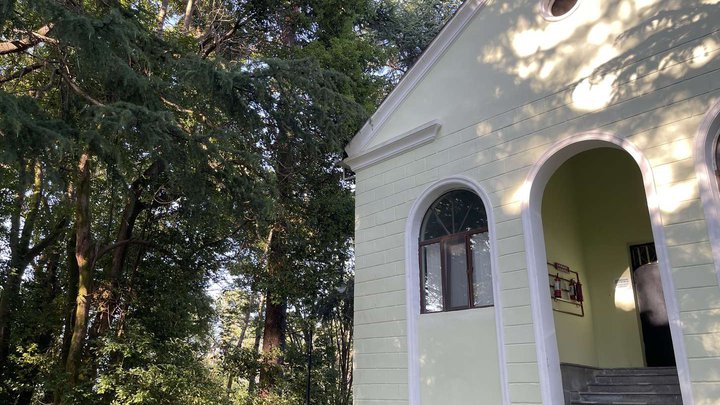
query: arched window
[{"left": 419, "top": 190, "right": 493, "bottom": 313}]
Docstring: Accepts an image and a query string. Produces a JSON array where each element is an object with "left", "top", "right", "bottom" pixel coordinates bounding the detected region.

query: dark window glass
[
  {"left": 418, "top": 190, "right": 493, "bottom": 313},
  {"left": 421, "top": 190, "right": 487, "bottom": 241},
  {"left": 445, "top": 235, "right": 469, "bottom": 309}
]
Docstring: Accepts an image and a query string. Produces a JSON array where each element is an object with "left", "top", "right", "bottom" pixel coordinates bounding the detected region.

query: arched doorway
[
  {"left": 542, "top": 148, "right": 674, "bottom": 369},
  {"left": 695, "top": 99, "right": 720, "bottom": 288},
  {"left": 521, "top": 133, "right": 693, "bottom": 405}
]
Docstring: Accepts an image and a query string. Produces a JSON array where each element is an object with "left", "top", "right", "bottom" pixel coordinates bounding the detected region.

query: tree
[{"left": 0, "top": 0, "right": 460, "bottom": 403}]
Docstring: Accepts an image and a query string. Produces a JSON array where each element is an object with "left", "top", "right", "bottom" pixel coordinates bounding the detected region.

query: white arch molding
[
  {"left": 694, "top": 97, "right": 720, "bottom": 288},
  {"left": 404, "top": 175, "right": 510, "bottom": 405},
  {"left": 520, "top": 131, "right": 695, "bottom": 405}
]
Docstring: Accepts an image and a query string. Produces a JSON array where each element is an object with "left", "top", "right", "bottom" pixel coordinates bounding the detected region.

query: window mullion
[
  {"left": 465, "top": 233, "right": 474, "bottom": 308},
  {"left": 440, "top": 239, "right": 448, "bottom": 311},
  {"left": 419, "top": 244, "right": 425, "bottom": 314}
]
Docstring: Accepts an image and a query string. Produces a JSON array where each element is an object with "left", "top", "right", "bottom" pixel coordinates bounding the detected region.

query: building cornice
[{"left": 343, "top": 120, "right": 441, "bottom": 171}]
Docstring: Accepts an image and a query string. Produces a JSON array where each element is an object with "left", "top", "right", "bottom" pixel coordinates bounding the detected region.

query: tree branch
[
  {"left": 200, "top": 10, "right": 254, "bottom": 59},
  {"left": 0, "top": 24, "right": 54, "bottom": 56},
  {"left": 0, "top": 62, "right": 46, "bottom": 85},
  {"left": 160, "top": 96, "right": 212, "bottom": 126},
  {"left": 25, "top": 216, "right": 69, "bottom": 260},
  {"left": 92, "top": 239, "right": 169, "bottom": 269},
  {"left": 58, "top": 63, "right": 104, "bottom": 106}
]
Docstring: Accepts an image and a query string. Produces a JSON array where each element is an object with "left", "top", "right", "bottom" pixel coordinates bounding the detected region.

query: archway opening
[{"left": 540, "top": 148, "right": 677, "bottom": 394}]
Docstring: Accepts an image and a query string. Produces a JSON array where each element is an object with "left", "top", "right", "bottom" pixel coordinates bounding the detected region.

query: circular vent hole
[{"left": 551, "top": 0, "right": 578, "bottom": 16}]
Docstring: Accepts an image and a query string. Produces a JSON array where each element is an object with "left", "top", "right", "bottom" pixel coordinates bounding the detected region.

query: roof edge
[
  {"left": 343, "top": 120, "right": 442, "bottom": 171},
  {"left": 345, "top": 0, "right": 489, "bottom": 159}
]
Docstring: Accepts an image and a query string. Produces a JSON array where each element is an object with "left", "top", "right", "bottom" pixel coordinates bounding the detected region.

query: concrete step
[
  {"left": 570, "top": 367, "right": 683, "bottom": 405},
  {"left": 594, "top": 375, "right": 680, "bottom": 385},
  {"left": 587, "top": 383, "right": 680, "bottom": 393},
  {"left": 577, "top": 392, "right": 682, "bottom": 404},
  {"left": 597, "top": 367, "right": 678, "bottom": 376},
  {"left": 570, "top": 400, "right": 683, "bottom": 405}
]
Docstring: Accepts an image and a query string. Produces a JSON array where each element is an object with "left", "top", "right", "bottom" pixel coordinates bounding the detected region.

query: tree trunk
[
  {"left": 157, "top": 0, "right": 169, "bottom": 31},
  {"left": 258, "top": 123, "right": 294, "bottom": 394},
  {"left": 16, "top": 250, "right": 61, "bottom": 404},
  {"left": 60, "top": 233, "right": 79, "bottom": 367},
  {"left": 226, "top": 293, "right": 254, "bottom": 393},
  {"left": 183, "top": 0, "right": 195, "bottom": 32},
  {"left": 305, "top": 327, "right": 313, "bottom": 405},
  {"left": 95, "top": 160, "right": 164, "bottom": 338},
  {"left": 246, "top": 295, "right": 265, "bottom": 400},
  {"left": 259, "top": 288, "right": 286, "bottom": 391},
  {"left": 64, "top": 153, "right": 94, "bottom": 389},
  {"left": 0, "top": 161, "right": 43, "bottom": 371}
]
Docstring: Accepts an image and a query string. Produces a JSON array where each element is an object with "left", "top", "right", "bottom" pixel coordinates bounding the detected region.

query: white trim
[
  {"left": 404, "top": 175, "right": 510, "bottom": 405},
  {"left": 345, "top": 0, "right": 489, "bottom": 159},
  {"left": 520, "top": 131, "right": 695, "bottom": 405},
  {"left": 694, "top": 97, "right": 720, "bottom": 288},
  {"left": 343, "top": 120, "right": 441, "bottom": 172}
]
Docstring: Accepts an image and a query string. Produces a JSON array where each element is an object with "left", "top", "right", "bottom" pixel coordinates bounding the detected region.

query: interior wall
[
  {"left": 543, "top": 167, "right": 598, "bottom": 366},
  {"left": 542, "top": 148, "right": 653, "bottom": 368},
  {"left": 574, "top": 148, "right": 651, "bottom": 368}
]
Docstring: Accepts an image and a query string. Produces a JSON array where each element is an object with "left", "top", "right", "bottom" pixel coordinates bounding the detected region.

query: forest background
[{"left": 0, "top": 0, "right": 460, "bottom": 403}]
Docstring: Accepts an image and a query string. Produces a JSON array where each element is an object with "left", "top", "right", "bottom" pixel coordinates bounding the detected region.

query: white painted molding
[
  {"left": 694, "top": 97, "right": 720, "bottom": 288},
  {"left": 343, "top": 120, "right": 441, "bottom": 172},
  {"left": 404, "top": 175, "right": 510, "bottom": 405},
  {"left": 345, "top": 0, "right": 489, "bottom": 158},
  {"left": 520, "top": 131, "right": 695, "bottom": 405}
]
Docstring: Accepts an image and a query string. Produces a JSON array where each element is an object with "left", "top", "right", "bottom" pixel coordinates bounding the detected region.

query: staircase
[{"left": 571, "top": 367, "right": 682, "bottom": 405}]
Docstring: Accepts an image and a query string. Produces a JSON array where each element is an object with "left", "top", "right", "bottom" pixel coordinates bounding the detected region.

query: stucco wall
[
  {"left": 352, "top": 0, "right": 720, "bottom": 404},
  {"left": 418, "top": 308, "right": 503, "bottom": 404}
]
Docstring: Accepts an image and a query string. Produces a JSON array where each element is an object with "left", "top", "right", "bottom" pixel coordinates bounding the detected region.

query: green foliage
[
  {"left": 93, "top": 323, "right": 229, "bottom": 405},
  {"left": 367, "top": 0, "right": 463, "bottom": 83},
  {"left": 0, "top": 0, "right": 459, "bottom": 403}
]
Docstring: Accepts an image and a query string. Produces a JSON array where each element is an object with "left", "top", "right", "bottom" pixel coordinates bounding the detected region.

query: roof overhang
[{"left": 343, "top": 120, "right": 442, "bottom": 171}]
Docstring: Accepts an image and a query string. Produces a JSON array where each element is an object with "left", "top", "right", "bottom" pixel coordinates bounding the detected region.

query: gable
[
  {"left": 344, "top": 0, "right": 718, "bottom": 171},
  {"left": 344, "top": 0, "right": 489, "bottom": 170}
]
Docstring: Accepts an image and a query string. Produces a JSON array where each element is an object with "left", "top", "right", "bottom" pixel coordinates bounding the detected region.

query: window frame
[{"left": 419, "top": 225, "right": 492, "bottom": 314}]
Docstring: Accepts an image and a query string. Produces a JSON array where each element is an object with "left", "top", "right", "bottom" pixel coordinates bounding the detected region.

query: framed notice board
[{"left": 547, "top": 262, "right": 584, "bottom": 317}]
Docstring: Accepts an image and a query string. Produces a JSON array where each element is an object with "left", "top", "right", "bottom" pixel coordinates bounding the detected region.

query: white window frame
[{"left": 404, "top": 175, "right": 509, "bottom": 405}]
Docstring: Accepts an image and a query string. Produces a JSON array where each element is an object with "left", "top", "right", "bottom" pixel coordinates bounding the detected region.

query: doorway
[
  {"left": 629, "top": 243, "right": 676, "bottom": 367},
  {"left": 522, "top": 134, "right": 691, "bottom": 405},
  {"left": 541, "top": 148, "right": 675, "bottom": 369}
]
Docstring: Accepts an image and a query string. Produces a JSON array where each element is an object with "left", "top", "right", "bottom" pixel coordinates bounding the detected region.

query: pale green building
[{"left": 344, "top": 1, "right": 720, "bottom": 404}]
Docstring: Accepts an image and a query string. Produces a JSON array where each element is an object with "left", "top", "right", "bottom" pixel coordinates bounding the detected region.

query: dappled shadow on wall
[
  {"left": 482, "top": 1, "right": 719, "bottom": 106},
  {"left": 465, "top": 1, "right": 720, "bottom": 217}
]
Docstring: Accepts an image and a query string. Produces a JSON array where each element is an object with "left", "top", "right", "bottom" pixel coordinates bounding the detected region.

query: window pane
[
  {"left": 420, "top": 190, "right": 487, "bottom": 241},
  {"left": 471, "top": 233, "right": 494, "bottom": 306},
  {"left": 445, "top": 236, "right": 469, "bottom": 309},
  {"left": 422, "top": 243, "right": 443, "bottom": 312}
]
